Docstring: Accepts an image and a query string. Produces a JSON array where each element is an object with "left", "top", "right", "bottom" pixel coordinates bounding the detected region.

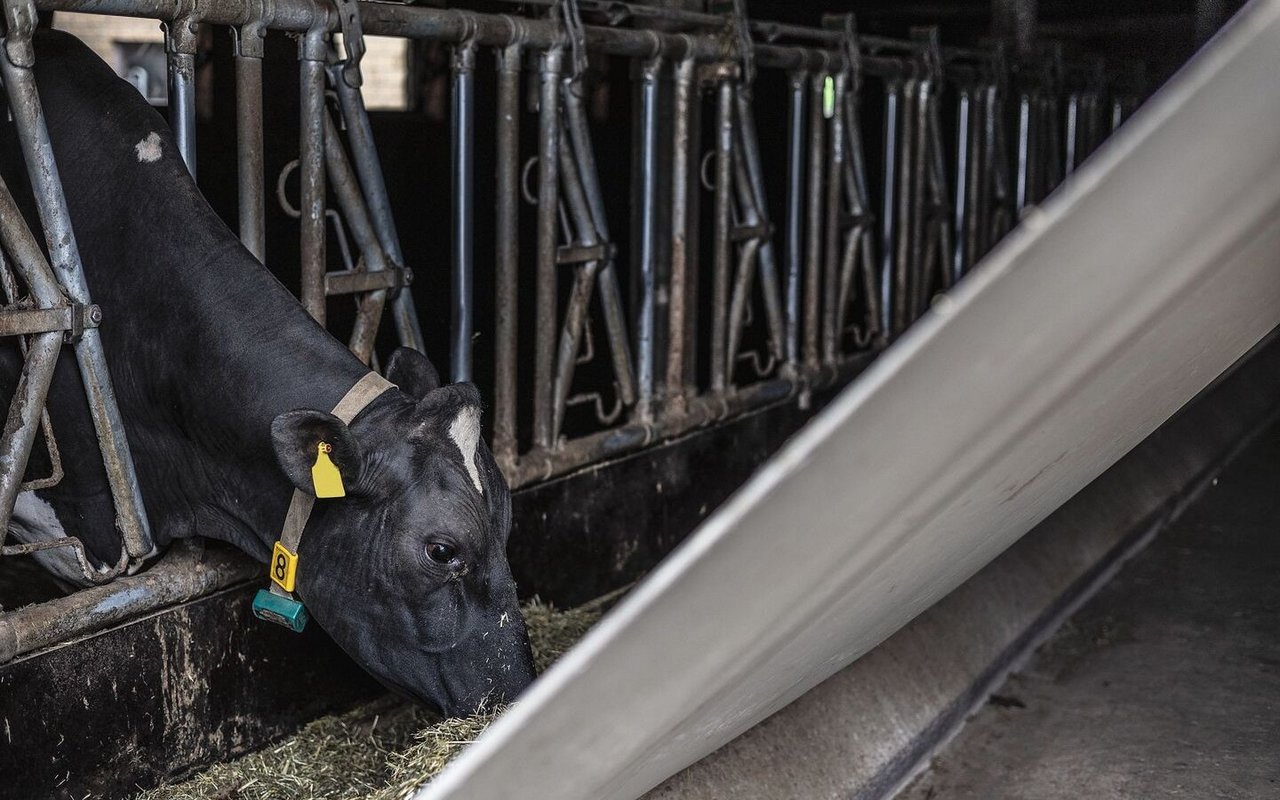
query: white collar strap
[{"left": 252, "top": 371, "right": 395, "bottom": 631}]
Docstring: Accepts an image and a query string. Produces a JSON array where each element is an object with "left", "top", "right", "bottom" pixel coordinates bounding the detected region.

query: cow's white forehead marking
[
  {"left": 134, "top": 131, "right": 162, "bottom": 163},
  {"left": 448, "top": 406, "right": 483, "bottom": 494}
]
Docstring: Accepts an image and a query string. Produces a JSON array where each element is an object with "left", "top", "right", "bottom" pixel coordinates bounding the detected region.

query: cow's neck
[
  {"left": 37, "top": 50, "right": 400, "bottom": 565},
  {"left": 110, "top": 242, "right": 393, "bottom": 562}
]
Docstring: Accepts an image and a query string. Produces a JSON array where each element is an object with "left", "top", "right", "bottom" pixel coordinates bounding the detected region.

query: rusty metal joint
[
  {"left": 232, "top": 0, "right": 270, "bottom": 59},
  {"left": 296, "top": 0, "right": 329, "bottom": 62},
  {"left": 497, "top": 15, "right": 528, "bottom": 55},
  {"left": 453, "top": 34, "right": 477, "bottom": 74},
  {"left": 665, "top": 33, "right": 695, "bottom": 63},
  {"left": 330, "top": 0, "right": 365, "bottom": 86},
  {"left": 730, "top": 222, "right": 771, "bottom": 243},
  {"left": 323, "top": 266, "right": 412, "bottom": 296},
  {"left": 0, "top": 0, "right": 37, "bottom": 68},
  {"left": 557, "top": 242, "right": 615, "bottom": 265},
  {"left": 640, "top": 49, "right": 662, "bottom": 81},
  {"left": 0, "top": 302, "right": 100, "bottom": 340},
  {"left": 839, "top": 211, "right": 875, "bottom": 230},
  {"left": 162, "top": 0, "right": 201, "bottom": 57}
]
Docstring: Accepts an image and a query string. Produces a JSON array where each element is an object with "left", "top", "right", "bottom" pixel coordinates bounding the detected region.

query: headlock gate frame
[{"left": 0, "top": 0, "right": 1141, "bottom": 657}]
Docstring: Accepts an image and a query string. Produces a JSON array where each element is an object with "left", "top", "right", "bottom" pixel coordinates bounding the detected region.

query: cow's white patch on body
[
  {"left": 134, "top": 131, "right": 162, "bottom": 163},
  {"left": 448, "top": 406, "right": 483, "bottom": 493},
  {"left": 8, "top": 491, "right": 90, "bottom": 585}
]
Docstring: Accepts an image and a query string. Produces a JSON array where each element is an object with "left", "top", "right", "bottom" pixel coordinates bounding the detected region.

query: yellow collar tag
[{"left": 311, "top": 442, "right": 346, "bottom": 498}]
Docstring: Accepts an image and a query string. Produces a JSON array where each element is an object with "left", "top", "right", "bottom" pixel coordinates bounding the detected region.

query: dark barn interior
[{"left": 0, "top": 0, "right": 1275, "bottom": 797}]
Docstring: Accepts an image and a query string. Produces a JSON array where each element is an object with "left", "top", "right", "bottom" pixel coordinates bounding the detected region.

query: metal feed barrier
[{"left": 0, "top": 0, "right": 1139, "bottom": 658}]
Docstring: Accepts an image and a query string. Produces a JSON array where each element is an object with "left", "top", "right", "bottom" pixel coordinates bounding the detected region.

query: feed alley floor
[{"left": 899, "top": 422, "right": 1280, "bottom": 800}]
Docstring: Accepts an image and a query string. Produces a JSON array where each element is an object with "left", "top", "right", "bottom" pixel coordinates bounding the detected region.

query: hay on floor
[{"left": 138, "top": 590, "right": 626, "bottom": 800}]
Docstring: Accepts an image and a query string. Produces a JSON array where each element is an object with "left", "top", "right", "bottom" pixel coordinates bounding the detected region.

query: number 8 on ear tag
[
  {"left": 312, "top": 441, "right": 345, "bottom": 498},
  {"left": 270, "top": 541, "right": 299, "bottom": 592}
]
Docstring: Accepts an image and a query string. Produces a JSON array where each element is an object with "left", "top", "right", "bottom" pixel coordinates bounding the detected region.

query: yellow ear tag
[{"left": 311, "top": 442, "right": 346, "bottom": 498}]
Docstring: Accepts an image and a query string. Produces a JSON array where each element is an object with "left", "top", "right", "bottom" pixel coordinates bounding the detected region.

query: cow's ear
[
  {"left": 270, "top": 410, "right": 363, "bottom": 496},
  {"left": 384, "top": 347, "right": 440, "bottom": 400},
  {"left": 416, "top": 380, "right": 482, "bottom": 412}
]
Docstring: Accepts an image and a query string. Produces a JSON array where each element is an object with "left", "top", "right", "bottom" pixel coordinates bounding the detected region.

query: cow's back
[{"left": 0, "top": 30, "right": 363, "bottom": 569}]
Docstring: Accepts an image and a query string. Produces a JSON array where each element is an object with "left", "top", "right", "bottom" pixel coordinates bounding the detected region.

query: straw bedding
[{"left": 138, "top": 592, "right": 618, "bottom": 800}]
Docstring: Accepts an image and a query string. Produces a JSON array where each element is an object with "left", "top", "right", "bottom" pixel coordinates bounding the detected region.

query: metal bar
[
  {"left": 324, "top": 268, "right": 406, "bottom": 296},
  {"left": 725, "top": 143, "right": 767, "bottom": 378},
  {"left": 925, "top": 87, "right": 956, "bottom": 289},
  {"left": 0, "top": 542, "right": 257, "bottom": 664},
  {"left": 842, "top": 88, "right": 881, "bottom": 346},
  {"left": 802, "top": 71, "right": 826, "bottom": 368},
  {"left": 332, "top": 71, "right": 426, "bottom": 352},
  {"left": 1065, "top": 92, "right": 1079, "bottom": 176},
  {"left": 1016, "top": 90, "right": 1032, "bottom": 212},
  {"left": 298, "top": 30, "right": 328, "bottom": 324},
  {"left": 733, "top": 85, "right": 786, "bottom": 365},
  {"left": 962, "top": 84, "right": 983, "bottom": 272},
  {"left": 0, "top": 176, "right": 68, "bottom": 532},
  {"left": 710, "top": 74, "right": 735, "bottom": 393},
  {"left": 821, "top": 71, "right": 846, "bottom": 364},
  {"left": 831, "top": 222, "right": 862, "bottom": 350},
  {"left": 991, "top": 84, "right": 1015, "bottom": 243},
  {"left": 0, "top": 305, "right": 98, "bottom": 337},
  {"left": 562, "top": 80, "right": 637, "bottom": 408},
  {"left": 893, "top": 79, "right": 917, "bottom": 333},
  {"left": 953, "top": 87, "right": 971, "bottom": 276},
  {"left": 163, "top": 19, "right": 198, "bottom": 178},
  {"left": 557, "top": 242, "right": 613, "bottom": 264},
  {"left": 906, "top": 78, "right": 930, "bottom": 321},
  {"left": 532, "top": 48, "right": 563, "bottom": 451},
  {"left": 0, "top": 33, "right": 155, "bottom": 561},
  {"left": 664, "top": 57, "right": 695, "bottom": 414},
  {"left": 451, "top": 42, "right": 476, "bottom": 383},
  {"left": 0, "top": 217, "right": 61, "bottom": 497},
  {"left": 550, "top": 125, "right": 604, "bottom": 442},
  {"left": 725, "top": 234, "right": 763, "bottom": 384},
  {"left": 783, "top": 70, "right": 806, "bottom": 368},
  {"left": 635, "top": 54, "right": 661, "bottom": 417},
  {"left": 234, "top": 28, "right": 266, "bottom": 261},
  {"left": 506, "top": 360, "right": 874, "bottom": 489},
  {"left": 0, "top": 330, "right": 60, "bottom": 531},
  {"left": 493, "top": 42, "right": 521, "bottom": 468},
  {"left": 879, "top": 81, "right": 900, "bottom": 335},
  {"left": 322, "top": 112, "right": 393, "bottom": 363},
  {"left": 29, "top": 0, "right": 914, "bottom": 77},
  {"left": 724, "top": 134, "right": 762, "bottom": 377}
]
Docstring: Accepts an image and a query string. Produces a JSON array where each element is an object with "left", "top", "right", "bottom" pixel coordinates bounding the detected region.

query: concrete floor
[{"left": 900, "top": 426, "right": 1280, "bottom": 800}]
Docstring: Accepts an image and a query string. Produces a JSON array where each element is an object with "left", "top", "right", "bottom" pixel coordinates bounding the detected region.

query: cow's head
[{"left": 268, "top": 347, "right": 535, "bottom": 716}]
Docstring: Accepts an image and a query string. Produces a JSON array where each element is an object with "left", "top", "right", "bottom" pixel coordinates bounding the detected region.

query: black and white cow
[{"left": 0, "top": 30, "right": 536, "bottom": 716}]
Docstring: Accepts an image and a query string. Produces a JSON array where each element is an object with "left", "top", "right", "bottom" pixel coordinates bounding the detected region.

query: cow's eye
[{"left": 427, "top": 542, "right": 458, "bottom": 565}]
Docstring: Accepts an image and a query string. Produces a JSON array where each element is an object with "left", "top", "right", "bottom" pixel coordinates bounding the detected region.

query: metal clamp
[
  {"left": 161, "top": 9, "right": 200, "bottom": 58},
  {"left": 323, "top": 266, "right": 413, "bottom": 296},
  {"left": 0, "top": 0, "right": 35, "bottom": 68},
  {"left": 555, "top": 0, "right": 589, "bottom": 82},
  {"left": 330, "top": 0, "right": 365, "bottom": 87},
  {"left": 0, "top": 302, "right": 101, "bottom": 342},
  {"left": 556, "top": 242, "right": 616, "bottom": 265},
  {"left": 232, "top": 0, "right": 272, "bottom": 60},
  {"left": 296, "top": 0, "right": 329, "bottom": 63}
]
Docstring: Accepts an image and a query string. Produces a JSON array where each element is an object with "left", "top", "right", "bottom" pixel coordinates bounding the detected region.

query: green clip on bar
[{"left": 252, "top": 589, "right": 310, "bottom": 633}]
